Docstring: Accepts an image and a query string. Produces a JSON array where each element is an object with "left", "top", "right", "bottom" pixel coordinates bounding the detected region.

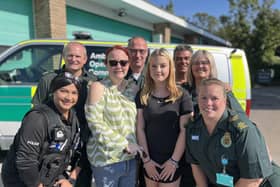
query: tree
[
  {"left": 216, "top": 0, "right": 280, "bottom": 77},
  {"left": 190, "top": 13, "right": 219, "bottom": 33},
  {"left": 251, "top": 1, "right": 280, "bottom": 65},
  {"left": 153, "top": 0, "right": 280, "bottom": 75},
  {"left": 218, "top": 0, "right": 258, "bottom": 50},
  {"left": 165, "top": 0, "right": 174, "bottom": 13}
]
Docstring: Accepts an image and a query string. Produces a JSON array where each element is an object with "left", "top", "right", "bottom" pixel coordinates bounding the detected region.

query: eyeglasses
[
  {"left": 193, "top": 60, "right": 210, "bottom": 66},
  {"left": 128, "top": 48, "right": 147, "bottom": 55},
  {"left": 108, "top": 60, "right": 129, "bottom": 67},
  {"left": 63, "top": 72, "right": 81, "bottom": 84},
  {"left": 175, "top": 56, "right": 191, "bottom": 61}
]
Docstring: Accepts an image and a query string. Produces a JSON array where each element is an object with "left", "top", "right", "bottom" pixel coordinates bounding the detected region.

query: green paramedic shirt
[{"left": 185, "top": 110, "right": 273, "bottom": 185}]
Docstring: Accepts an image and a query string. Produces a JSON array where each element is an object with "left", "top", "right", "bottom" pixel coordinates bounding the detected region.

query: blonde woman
[
  {"left": 185, "top": 49, "right": 244, "bottom": 119},
  {"left": 136, "top": 48, "right": 193, "bottom": 187}
]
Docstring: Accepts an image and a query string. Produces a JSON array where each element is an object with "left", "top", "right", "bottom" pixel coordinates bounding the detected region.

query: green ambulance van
[{"left": 0, "top": 39, "right": 251, "bottom": 150}]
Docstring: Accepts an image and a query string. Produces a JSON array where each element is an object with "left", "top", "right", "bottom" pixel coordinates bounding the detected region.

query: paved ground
[{"left": 250, "top": 85, "right": 280, "bottom": 164}]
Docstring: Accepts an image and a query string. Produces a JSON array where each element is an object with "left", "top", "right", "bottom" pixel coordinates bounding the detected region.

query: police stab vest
[{"left": 27, "top": 104, "right": 80, "bottom": 187}]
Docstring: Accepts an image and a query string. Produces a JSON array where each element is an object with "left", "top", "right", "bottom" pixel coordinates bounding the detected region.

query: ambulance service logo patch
[{"left": 221, "top": 132, "right": 232, "bottom": 148}]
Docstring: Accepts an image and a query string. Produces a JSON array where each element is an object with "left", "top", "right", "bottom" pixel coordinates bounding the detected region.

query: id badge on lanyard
[{"left": 216, "top": 156, "right": 234, "bottom": 187}]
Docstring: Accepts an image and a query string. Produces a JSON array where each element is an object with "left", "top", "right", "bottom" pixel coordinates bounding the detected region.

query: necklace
[
  {"left": 152, "top": 95, "right": 169, "bottom": 104},
  {"left": 157, "top": 97, "right": 166, "bottom": 104}
]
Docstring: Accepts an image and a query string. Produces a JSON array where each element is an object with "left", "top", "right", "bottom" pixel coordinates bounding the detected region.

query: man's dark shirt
[{"left": 125, "top": 68, "right": 145, "bottom": 89}]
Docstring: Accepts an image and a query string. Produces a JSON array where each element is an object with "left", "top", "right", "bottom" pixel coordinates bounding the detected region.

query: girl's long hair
[{"left": 140, "top": 48, "right": 182, "bottom": 105}]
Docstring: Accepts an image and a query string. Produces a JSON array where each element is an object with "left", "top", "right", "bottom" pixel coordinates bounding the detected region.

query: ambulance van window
[
  {"left": 85, "top": 45, "right": 109, "bottom": 80},
  {"left": 212, "top": 53, "right": 231, "bottom": 84},
  {"left": 0, "top": 45, "right": 63, "bottom": 84}
]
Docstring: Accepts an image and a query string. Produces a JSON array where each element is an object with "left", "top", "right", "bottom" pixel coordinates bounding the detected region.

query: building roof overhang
[{"left": 67, "top": 0, "right": 231, "bottom": 46}]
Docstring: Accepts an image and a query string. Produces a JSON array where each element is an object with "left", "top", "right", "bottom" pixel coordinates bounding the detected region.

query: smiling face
[
  {"left": 106, "top": 49, "right": 130, "bottom": 84},
  {"left": 175, "top": 50, "right": 192, "bottom": 74},
  {"left": 191, "top": 56, "right": 211, "bottom": 80},
  {"left": 53, "top": 83, "right": 79, "bottom": 118},
  {"left": 198, "top": 83, "right": 226, "bottom": 122},
  {"left": 128, "top": 37, "right": 148, "bottom": 73},
  {"left": 64, "top": 43, "right": 87, "bottom": 75},
  {"left": 149, "top": 55, "right": 170, "bottom": 84}
]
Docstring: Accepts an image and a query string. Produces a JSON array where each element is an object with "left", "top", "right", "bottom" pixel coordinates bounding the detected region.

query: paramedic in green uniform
[{"left": 185, "top": 78, "right": 280, "bottom": 187}]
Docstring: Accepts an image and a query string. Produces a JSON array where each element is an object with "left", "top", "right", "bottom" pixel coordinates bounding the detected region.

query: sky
[{"left": 150, "top": 0, "right": 280, "bottom": 18}]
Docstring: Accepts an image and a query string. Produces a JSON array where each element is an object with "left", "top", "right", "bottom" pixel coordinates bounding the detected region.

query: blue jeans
[{"left": 92, "top": 158, "right": 137, "bottom": 187}]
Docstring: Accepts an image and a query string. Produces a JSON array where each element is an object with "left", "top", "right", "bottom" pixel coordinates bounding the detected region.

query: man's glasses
[
  {"left": 128, "top": 49, "right": 147, "bottom": 55},
  {"left": 108, "top": 60, "right": 129, "bottom": 67}
]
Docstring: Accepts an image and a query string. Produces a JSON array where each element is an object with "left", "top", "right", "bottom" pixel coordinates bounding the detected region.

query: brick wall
[
  {"left": 153, "top": 23, "right": 171, "bottom": 43},
  {"left": 33, "top": 0, "right": 66, "bottom": 38}
]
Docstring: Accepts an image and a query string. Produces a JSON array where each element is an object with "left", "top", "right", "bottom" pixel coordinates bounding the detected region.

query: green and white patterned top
[{"left": 85, "top": 78, "right": 137, "bottom": 167}]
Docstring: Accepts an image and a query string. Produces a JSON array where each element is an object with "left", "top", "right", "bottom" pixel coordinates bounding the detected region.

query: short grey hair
[
  {"left": 127, "top": 36, "right": 147, "bottom": 48},
  {"left": 62, "top": 41, "right": 87, "bottom": 58}
]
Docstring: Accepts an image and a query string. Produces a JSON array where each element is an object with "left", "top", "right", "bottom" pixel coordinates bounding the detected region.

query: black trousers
[
  {"left": 180, "top": 162, "right": 196, "bottom": 187},
  {"left": 74, "top": 146, "right": 92, "bottom": 187},
  {"left": 137, "top": 159, "right": 146, "bottom": 187}
]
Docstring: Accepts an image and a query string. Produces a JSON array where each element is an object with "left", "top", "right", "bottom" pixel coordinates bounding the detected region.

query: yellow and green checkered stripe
[{"left": 0, "top": 86, "right": 36, "bottom": 121}]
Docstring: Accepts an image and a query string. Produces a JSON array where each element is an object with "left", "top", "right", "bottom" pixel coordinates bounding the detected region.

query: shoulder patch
[
  {"left": 228, "top": 110, "right": 248, "bottom": 132},
  {"left": 229, "top": 114, "right": 239, "bottom": 122},
  {"left": 237, "top": 122, "right": 248, "bottom": 130}
]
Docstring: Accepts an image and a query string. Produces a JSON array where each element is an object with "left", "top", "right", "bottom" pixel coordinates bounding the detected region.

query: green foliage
[
  {"left": 190, "top": 13, "right": 219, "bottom": 33},
  {"left": 154, "top": 0, "right": 174, "bottom": 13},
  {"left": 165, "top": 0, "right": 174, "bottom": 13},
  {"left": 156, "top": 0, "right": 280, "bottom": 81},
  {"left": 215, "top": 0, "right": 280, "bottom": 80}
]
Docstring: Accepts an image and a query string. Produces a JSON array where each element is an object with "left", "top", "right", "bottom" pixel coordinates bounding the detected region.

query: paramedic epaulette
[{"left": 228, "top": 110, "right": 248, "bottom": 131}]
